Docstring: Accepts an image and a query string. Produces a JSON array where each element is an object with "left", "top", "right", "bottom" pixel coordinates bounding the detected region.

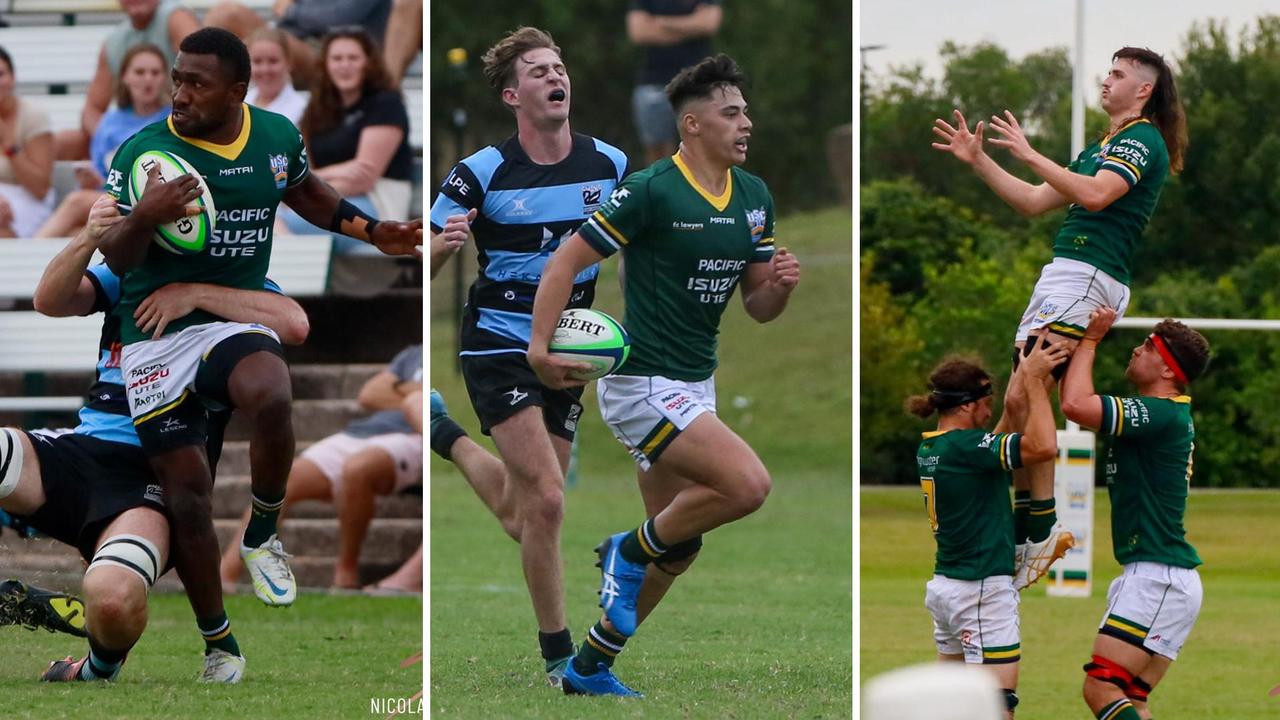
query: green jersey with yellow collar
[
  {"left": 104, "top": 103, "right": 309, "bottom": 345},
  {"left": 577, "top": 154, "right": 775, "bottom": 381}
]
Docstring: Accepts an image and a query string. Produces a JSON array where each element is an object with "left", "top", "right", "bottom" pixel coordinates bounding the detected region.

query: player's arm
[
  {"left": 81, "top": 48, "right": 112, "bottom": 136},
  {"left": 527, "top": 233, "right": 603, "bottom": 389},
  {"left": 740, "top": 246, "right": 799, "bottom": 323},
  {"left": 1016, "top": 339, "right": 1071, "bottom": 464},
  {"left": 98, "top": 164, "right": 203, "bottom": 272},
  {"left": 428, "top": 208, "right": 474, "bottom": 280},
  {"left": 281, "top": 172, "right": 422, "bottom": 258},
  {"left": 932, "top": 109, "right": 1069, "bottom": 217},
  {"left": 987, "top": 111, "right": 1130, "bottom": 212},
  {"left": 313, "top": 125, "right": 404, "bottom": 196},
  {"left": 357, "top": 369, "right": 422, "bottom": 412},
  {"left": 34, "top": 194, "right": 124, "bottom": 317},
  {"left": 627, "top": 3, "right": 721, "bottom": 45},
  {"left": 1060, "top": 308, "right": 1118, "bottom": 431},
  {"left": 134, "top": 283, "right": 310, "bottom": 344}
]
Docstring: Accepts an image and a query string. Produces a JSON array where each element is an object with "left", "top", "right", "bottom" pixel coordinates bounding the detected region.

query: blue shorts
[{"left": 632, "top": 84, "right": 678, "bottom": 148}]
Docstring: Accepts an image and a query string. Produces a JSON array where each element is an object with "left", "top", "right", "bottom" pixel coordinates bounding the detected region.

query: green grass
[
  {"left": 429, "top": 207, "right": 853, "bottom": 716},
  {"left": 2, "top": 593, "right": 422, "bottom": 719},
  {"left": 861, "top": 487, "right": 1280, "bottom": 718}
]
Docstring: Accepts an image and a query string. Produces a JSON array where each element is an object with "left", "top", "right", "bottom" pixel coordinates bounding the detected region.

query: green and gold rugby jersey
[
  {"left": 104, "top": 104, "right": 309, "bottom": 345},
  {"left": 577, "top": 154, "right": 775, "bottom": 381},
  {"left": 1098, "top": 394, "right": 1201, "bottom": 568},
  {"left": 1052, "top": 119, "right": 1169, "bottom": 285},
  {"left": 917, "top": 429, "right": 1023, "bottom": 580}
]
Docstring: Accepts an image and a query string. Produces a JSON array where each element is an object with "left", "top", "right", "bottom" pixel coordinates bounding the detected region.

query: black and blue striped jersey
[{"left": 429, "top": 132, "right": 628, "bottom": 355}]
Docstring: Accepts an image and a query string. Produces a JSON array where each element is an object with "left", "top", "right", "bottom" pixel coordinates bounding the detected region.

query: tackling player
[
  {"left": 528, "top": 54, "right": 799, "bottom": 696},
  {"left": 908, "top": 340, "right": 1067, "bottom": 719},
  {"left": 427, "top": 26, "right": 628, "bottom": 685},
  {"left": 94, "top": 27, "right": 419, "bottom": 674},
  {"left": 931, "top": 47, "right": 1187, "bottom": 588},
  {"left": 1061, "top": 308, "right": 1209, "bottom": 720}
]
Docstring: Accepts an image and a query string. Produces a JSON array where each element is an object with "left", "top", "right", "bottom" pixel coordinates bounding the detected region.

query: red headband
[{"left": 1149, "top": 333, "right": 1188, "bottom": 384}]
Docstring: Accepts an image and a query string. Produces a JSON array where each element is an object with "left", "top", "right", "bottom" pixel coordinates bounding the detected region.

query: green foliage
[{"left": 428, "top": 0, "right": 852, "bottom": 210}]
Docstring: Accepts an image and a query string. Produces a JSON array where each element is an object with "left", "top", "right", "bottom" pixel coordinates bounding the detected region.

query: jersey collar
[
  {"left": 672, "top": 151, "right": 732, "bottom": 212},
  {"left": 921, "top": 430, "right": 949, "bottom": 439},
  {"left": 1102, "top": 117, "right": 1152, "bottom": 146},
  {"left": 167, "top": 103, "right": 252, "bottom": 162}
]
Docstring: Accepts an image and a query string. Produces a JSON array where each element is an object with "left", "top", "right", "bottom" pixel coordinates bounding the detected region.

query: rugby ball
[
  {"left": 549, "top": 308, "right": 631, "bottom": 381},
  {"left": 128, "top": 150, "right": 217, "bottom": 255}
]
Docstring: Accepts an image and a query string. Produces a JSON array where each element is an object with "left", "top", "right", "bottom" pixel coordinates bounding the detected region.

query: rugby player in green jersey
[
  {"left": 910, "top": 339, "right": 1067, "bottom": 719},
  {"left": 95, "top": 28, "right": 420, "bottom": 681},
  {"left": 932, "top": 47, "right": 1188, "bottom": 590},
  {"left": 527, "top": 54, "right": 800, "bottom": 696},
  {"left": 1061, "top": 308, "right": 1209, "bottom": 720}
]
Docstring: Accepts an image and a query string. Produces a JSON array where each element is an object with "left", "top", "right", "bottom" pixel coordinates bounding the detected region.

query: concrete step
[
  {"left": 211, "top": 474, "right": 422, "bottom": 520},
  {"left": 223, "top": 398, "right": 365, "bottom": 442},
  {"left": 213, "top": 518, "right": 420, "bottom": 559}
]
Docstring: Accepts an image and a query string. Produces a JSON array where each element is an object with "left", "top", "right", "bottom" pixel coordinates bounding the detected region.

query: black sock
[
  {"left": 1013, "top": 490, "right": 1030, "bottom": 544},
  {"left": 243, "top": 491, "right": 285, "bottom": 548},
  {"left": 573, "top": 621, "right": 628, "bottom": 675},
  {"left": 429, "top": 416, "right": 467, "bottom": 461},
  {"left": 198, "top": 613, "right": 241, "bottom": 657},
  {"left": 538, "top": 628, "right": 573, "bottom": 669},
  {"left": 1027, "top": 498, "right": 1057, "bottom": 543},
  {"left": 619, "top": 518, "right": 667, "bottom": 565},
  {"left": 80, "top": 636, "right": 126, "bottom": 679}
]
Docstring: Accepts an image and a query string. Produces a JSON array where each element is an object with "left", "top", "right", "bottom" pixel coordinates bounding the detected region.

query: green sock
[
  {"left": 243, "top": 492, "right": 285, "bottom": 548},
  {"left": 1096, "top": 698, "right": 1141, "bottom": 720},
  {"left": 198, "top": 614, "right": 241, "bottom": 657},
  {"left": 1013, "top": 491, "right": 1030, "bottom": 543},
  {"left": 572, "top": 621, "right": 628, "bottom": 675},
  {"left": 1027, "top": 498, "right": 1057, "bottom": 543},
  {"left": 618, "top": 518, "right": 667, "bottom": 565}
]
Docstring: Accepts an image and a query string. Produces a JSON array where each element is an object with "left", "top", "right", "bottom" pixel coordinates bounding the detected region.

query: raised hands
[{"left": 931, "top": 110, "right": 986, "bottom": 165}]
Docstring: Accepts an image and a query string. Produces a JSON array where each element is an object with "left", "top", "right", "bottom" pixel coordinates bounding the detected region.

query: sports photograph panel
[
  {"left": 1, "top": 1, "right": 425, "bottom": 716},
  {"left": 427, "top": 2, "right": 853, "bottom": 716},
  {"left": 861, "top": 1, "right": 1280, "bottom": 717}
]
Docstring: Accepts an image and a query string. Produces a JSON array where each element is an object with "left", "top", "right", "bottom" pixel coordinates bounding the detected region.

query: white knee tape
[
  {"left": 0, "top": 428, "right": 25, "bottom": 500},
  {"left": 87, "top": 534, "right": 162, "bottom": 590}
]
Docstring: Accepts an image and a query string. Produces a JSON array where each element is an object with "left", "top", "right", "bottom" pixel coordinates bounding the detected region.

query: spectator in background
[
  {"left": 382, "top": 0, "right": 422, "bottom": 87},
  {"left": 281, "top": 28, "right": 413, "bottom": 254},
  {"left": 219, "top": 344, "right": 423, "bottom": 591},
  {"left": 37, "top": 44, "right": 170, "bottom": 239},
  {"left": 204, "top": 0, "right": 391, "bottom": 90},
  {"left": 626, "top": 0, "right": 722, "bottom": 167},
  {"left": 0, "top": 47, "right": 54, "bottom": 238},
  {"left": 246, "top": 28, "right": 307, "bottom": 124},
  {"left": 364, "top": 386, "right": 424, "bottom": 594},
  {"left": 56, "top": 0, "right": 198, "bottom": 160}
]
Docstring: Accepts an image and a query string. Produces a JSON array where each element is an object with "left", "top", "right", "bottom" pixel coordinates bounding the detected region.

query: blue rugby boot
[
  {"left": 561, "top": 657, "right": 642, "bottom": 698},
  {"left": 595, "top": 533, "right": 646, "bottom": 637}
]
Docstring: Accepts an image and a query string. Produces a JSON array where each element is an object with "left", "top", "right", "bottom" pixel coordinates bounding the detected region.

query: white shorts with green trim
[
  {"left": 121, "top": 321, "right": 280, "bottom": 423},
  {"left": 1015, "top": 257, "right": 1130, "bottom": 344},
  {"left": 1098, "top": 561, "right": 1201, "bottom": 660},
  {"left": 596, "top": 374, "right": 715, "bottom": 471},
  {"left": 925, "top": 574, "right": 1021, "bottom": 665}
]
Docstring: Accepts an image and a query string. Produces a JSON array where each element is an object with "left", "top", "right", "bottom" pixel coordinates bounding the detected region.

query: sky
[{"left": 860, "top": 0, "right": 1280, "bottom": 90}]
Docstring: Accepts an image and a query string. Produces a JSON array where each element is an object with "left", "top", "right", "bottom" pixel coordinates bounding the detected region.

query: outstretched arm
[
  {"left": 1060, "top": 308, "right": 1117, "bottom": 430},
  {"left": 740, "top": 247, "right": 800, "bottom": 322},
  {"left": 933, "top": 109, "right": 1070, "bottom": 217},
  {"left": 134, "top": 284, "right": 311, "bottom": 345},
  {"left": 282, "top": 172, "right": 422, "bottom": 258},
  {"left": 987, "top": 111, "right": 1131, "bottom": 212}
]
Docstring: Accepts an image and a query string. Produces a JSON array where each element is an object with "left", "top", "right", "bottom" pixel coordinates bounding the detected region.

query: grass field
[
  {"left": 429, "top": 207, "right": 853, "bottom": 717},
  {"left": 2, "top": 592, "right": 422, "bottom": 719},
  {"left": 861, "top": 487, "right": 1280, "bottom": 719}
]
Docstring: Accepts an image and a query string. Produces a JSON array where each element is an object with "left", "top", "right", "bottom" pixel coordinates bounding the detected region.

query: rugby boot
[
  {"left": 1014, "top": 522, "right": 1076, "bottom": 590},
  {"left": 561, "top": 657, "right": 642, "bottom": 698},
  {"left": 200, "top": 648, "right": 246, "bottom": 683},
  {"left": 0, "top": 579, "right": 88, "bottom": 637},
  {"left": 595, "top": 532, "right": 646, "bottom": 637},
  {"left": 241, "top": 534, "right": 297, "bottom": 606}
]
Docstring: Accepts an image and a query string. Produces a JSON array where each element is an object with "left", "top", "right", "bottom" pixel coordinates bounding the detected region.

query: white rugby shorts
[
  {"left": 1015, "top": 257, "right": 1130, "bottom": 344},
  {"left": 121, "top": 321, "right": 280, "bottom": 422},
  {"left": 596, "top": 374, "right": 716, "bottom": 471},
  {"left": 1098, "top": 562, "right": 1202, "bottom": 660},
  {"left": 925, "top": 574, "right": 1021, "bottom": 665},
  {"left": 299, "top": 431, "right": 423, "bottom": 493}
]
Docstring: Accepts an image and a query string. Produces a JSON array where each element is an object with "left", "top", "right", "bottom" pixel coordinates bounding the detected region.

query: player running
[
  {"left": 1060, "top": 308, "right": 1209, "bottom": 720},
  {"left": 931, "top": 47, "right": 1188, "bottom": 588},
  {"left": 427, "top": 26, "right": 628, "bottom": 685},
  {"left": 908, "top": 340, "right": 1067, "bottom": 719},
  {"left": 94, "top": 27, "right": 419, "bottom": 672},
  {"left": 528, "top": 54, "right": 799, "bottom": 696},
  {"left": 0, "top": 195, "right": 307, "bottom": 683}
]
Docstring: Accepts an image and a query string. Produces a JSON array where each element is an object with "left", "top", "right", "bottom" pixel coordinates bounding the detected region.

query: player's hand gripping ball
[
  {"left": 548, "top": 308, "right": 631, "bottom": 380},
  {"left": 129, "top": 150, "right": 217, "bottom": 255}
]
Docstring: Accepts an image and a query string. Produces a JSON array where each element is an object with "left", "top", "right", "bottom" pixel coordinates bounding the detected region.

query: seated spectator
[
  {"left": 246, "top": 28, "right": 307, "bottom": 124},
  {"left": 364, "top": 388, "right": 425, "bottom": 594},
  {"left": 204, "top": 0, "right": 391, "bottom": 90},
  {"left": 219, "top": 344, "right": 423, "bottom": 590},
  {"left": 0, "top": 47, "right": 54, "bottom": 238},
  {"left": 56, "top": 0, "right": 198, "bottom": 160},
  {"left": 281, "top": 28, "right": 413, "bottom": 254},
  {"left": 36, "top": 44, "right": 170, "bottom": 239}
]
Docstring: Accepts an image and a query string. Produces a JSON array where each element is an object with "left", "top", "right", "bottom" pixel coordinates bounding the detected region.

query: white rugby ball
[
  {"left": 128, "top": 150, "right": 217, "bottom": 255},
  {"left": 549, "top": 308, "right": 631, "bottom": 381}
]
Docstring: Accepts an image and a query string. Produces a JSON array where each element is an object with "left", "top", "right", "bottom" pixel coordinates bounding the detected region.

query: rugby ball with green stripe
[
  {"left": 128, "top": 150, "right": 217, "bottom": 255},
  {"left": 549, "top": 308, "right": 631, "bottom": 380}
]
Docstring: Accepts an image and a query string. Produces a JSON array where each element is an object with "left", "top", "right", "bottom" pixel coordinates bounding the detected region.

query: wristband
[{"left": 330, "top": 199, "right": 380, "bottom": 242}]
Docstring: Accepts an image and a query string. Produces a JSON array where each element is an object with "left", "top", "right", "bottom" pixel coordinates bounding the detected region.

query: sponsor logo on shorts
[
  {"left": 504, "top": 387, "right": 528, "bottom": 406},
  {"left": 961, "top": 629, "right": 976, "bottom": 648},
  {"left": 565, "top": 404, "right": 582, "bottom": 432},
  {"left": 160, "top": 417, "right": 185, "bottom": 434},
  {"left": 133, "top": 392, "right": 164, "bottom": 409},
  {"left": 144, "top": 484, "right": 164, "bottom": 504},
  {"left": 660, "top": 390, "right": 695, "bottom": 417},
  {"left": 127, "top": 366, "right": 170, "bottom": 391},
  {"left": 1035, "top": 301, "right": 1059, "bottom": 321}
]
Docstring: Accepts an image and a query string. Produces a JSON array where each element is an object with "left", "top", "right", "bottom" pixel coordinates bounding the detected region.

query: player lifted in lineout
[
  {"left": 428, "top": 27, "right": 628, "bottom": 686},
  {"left": 529, "top": 54, "right": 800, "bottom": 696},
  {"left": 96, "top": 28, "right": 419, "bottom": 680},
  {"left": 932, "top": 47, "right": 1187, "bottom": 589}
]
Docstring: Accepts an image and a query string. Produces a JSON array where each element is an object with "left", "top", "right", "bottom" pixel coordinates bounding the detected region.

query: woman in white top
[
  {"left": 246, "top": 28, "right": 308, "bottom": 125},
  {"left": 0, "top": 46, "right": 55, "bottom": 238}
]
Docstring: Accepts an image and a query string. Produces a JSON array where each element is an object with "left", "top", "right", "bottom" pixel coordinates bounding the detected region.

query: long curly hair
[{"left": 1113, "top": 47, "right": 1188, "bottom": 174}]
